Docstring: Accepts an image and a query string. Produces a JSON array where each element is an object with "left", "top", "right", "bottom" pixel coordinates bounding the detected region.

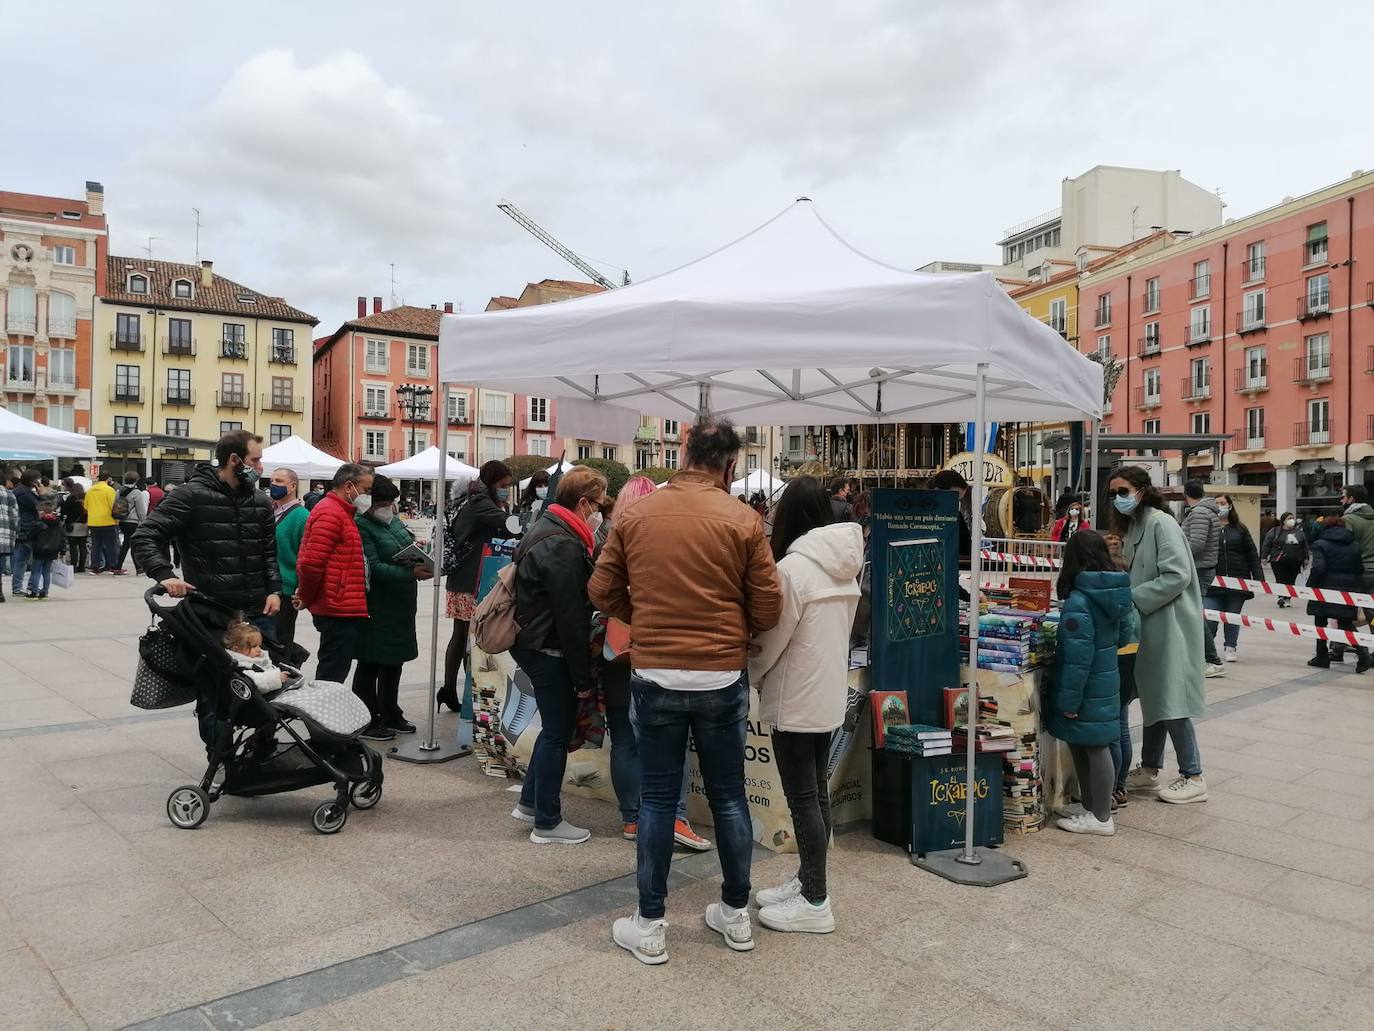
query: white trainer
[
  {"left": 1055, "top": 812, "right": 1115, "bottom": 836},
  {"left": 1055, "top": 802, "right": 1087, "bottom": 818},
  {"left": 529, "top": 820, "right": 590, "bottom": 844},
  {"left": 704, "top": 902, "right": 755, "bottom": 952},
  {"left": 1205, "top": 663, "right": 1228, "bottom": 678},
  {"left": 754, "top": 876, "right": 802, "bottom": 907},
  {"left": 1124, "top": 766, "right": 1160, "bottom": 792},
  {"left": 759, "top": 893, "right": 836, "bottom": 934},
  {"left": 1158, "top": 775, "right": 1208, "bottom": 805},
  {"left": 510, "top": 803, "right": 535, "bottom": 824},
  {"left": 1224, "top": 647, "right": 1238, "bottom": 663},
  {"left": 612, "top": 912, "right": 668, "bottom": 966}
]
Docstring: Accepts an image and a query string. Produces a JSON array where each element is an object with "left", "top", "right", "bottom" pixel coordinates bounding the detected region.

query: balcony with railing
[
  {"left": 48, "top": 317, "right": 77, "bottom": 339},
  {"left": 5, "top": 366, "right": 36, "bottom": 390},
  {"left": 447, "top": 406, "right": 472, "bottom": 425},
  {"left": 1297, "top": 293, "right": 1331, "bottom": 321},
  {"left": 6, "top": 312, "right": 37, "bottom": 334},
  {"left": 1236, "top": 432, "right": 1266, "bottom": 451},
  {"left": 1189, "top": 274, "right": 1211, "bottom": 299},
  {"left": 1185, "top": 320, "right": 1212, "bottom": 347},
  {"left": 361, "top": 447, "right": 405, "bottom": 464},
  {"left": 1236, "top": 309, "right": 1267, "bottom": 335},
  {"left": 1093, "top": 306, "right": 1111, "bottom": 329},
  {"left": 400, "top": 405, "right": 433, "bottom": 424},
  {"left": 1242, "top": 256, "right": 1266, "bottom": 283},
  {"left": 1233, "top": 368, "right": 1268, "bottom": 394},
  {"left": 1133, "top": 386, "right": 1162, "bottom": 410},
  {"left": 480, "top": 406, "right": 514, "bottom": 427},
  {"left": 162, "top": 336, "right": 196, "bottom": 357},
  {"left": 1366, "top": 281, "right": 1374, "bottom": 308},
  {"left": 46, "top": 373, "right": 77, "bottom": 394},
  {"left": 1368, "top": 414, "right": 1374, "bottom": 441},
  {"left": 1368, "top": 345, "right": 1374, "bottom": 374},
  {"left": 1041, "top": 313, "right": 1068, "bottom": 338},
  {"left": 662, "top": 425, "right": 680, "bottom": 443},
  {"left": 524, "top": 410, "right": 551, "bottom": 432},
  {"left": 1295, "top": 356, "right": 1333, "bottom": 387},
  {"left": 109, "top": 330, "right": 143, "bottom": 352},
  {"left": 220, "top": 338, "right": 249, "bottom": 360},
  {"left": 1293, "top": 420, "right": 1334, "bottom": 447},
  {"left": 358, "top": 400, "right": 392, "bottom": 420},
  {"left": 215, "top": 390, "right": 248, "bottom": 409},
  {"left": 161, "top": 387, "right": 195, "bottom": 407},
  {"left": 263, "top": 394, "right": 304, "bottom": 414},
  {"left": 270, "top": 345, "right": 298, "bottom": 365},
  {"left": 1180, "top": 375, "right": 1211, "bottom": 401},
  {"left": 1141, "top": 290, "right": 1160, "bottom": 315},
  {"left": 110, "top": 384, "right": 142, "bottom": 404},
  {"left": 1136, "top": 335, "right": 1162, "bottom": 359}
]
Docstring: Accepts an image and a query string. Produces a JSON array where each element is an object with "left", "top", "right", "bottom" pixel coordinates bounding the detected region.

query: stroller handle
[{"left": 144, "top": 584, "right": 243, "bottom": 617}]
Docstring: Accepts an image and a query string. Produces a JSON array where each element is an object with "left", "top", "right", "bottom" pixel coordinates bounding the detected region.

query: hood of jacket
[
  {"left": 191, "top": 462, "right": 253, "bottom": 500},
  {"left": 1318, "top": 524, "right": 1358, "bottom": 547},
  {"left": 785, "top": 522, "right": 865, "bottom": 591},
  {"left": 1189, "top": 497, "right": 1221, "bottom": 519},
  {"left": 1070, "top": 570, "right": 1134, "bottom": 621}
]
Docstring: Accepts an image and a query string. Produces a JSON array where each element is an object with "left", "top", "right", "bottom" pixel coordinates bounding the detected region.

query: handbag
[
  {"left": 130, "top": 624, "right": 197, "bottom": 709},
  {"left": 50, "top": 560, "right": 74, "bottom": 590}
]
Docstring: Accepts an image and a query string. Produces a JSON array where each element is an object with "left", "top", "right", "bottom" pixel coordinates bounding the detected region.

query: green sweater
[{"left": 275, "top": 503, "right": 309, "bottom": 597}]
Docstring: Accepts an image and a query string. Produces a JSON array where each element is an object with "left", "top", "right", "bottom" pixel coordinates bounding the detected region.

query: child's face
[{"left": 241, "top": 634, "right": 264, "bottom": 657}]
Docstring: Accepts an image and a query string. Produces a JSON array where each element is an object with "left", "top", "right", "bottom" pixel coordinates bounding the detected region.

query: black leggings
[
  {"left": 1068, "top": 743, "right": 1114, "bottom": 822},
  {"left": 68, "top": 536, "right": 88, "bottom": 572},
  {"left": 352, "top": 662, "right": 404, "bottom": 722},
  {"left": 771, "top": 729, "right": 832, "bottom": 903},
  {"left": 443, "top": 620, "right": 469, "bottom": 693}
]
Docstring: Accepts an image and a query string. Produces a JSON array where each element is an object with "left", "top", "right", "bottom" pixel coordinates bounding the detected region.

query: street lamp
[{"left": 396, "top": 384, "right": 433, "bottom": 459}]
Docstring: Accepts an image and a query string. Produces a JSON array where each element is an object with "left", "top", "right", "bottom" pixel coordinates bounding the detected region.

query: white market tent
[
  {"left": 377, "top": 446, "right": 480, "bottom": 483},
  {"left": 426, "top": 200, "right": 1104, "bottom": 868},
  {"left": 731, "top": 469, "right": 787, "bottom": 497},
  {"left": 0, "top": 406, "right": 99, "bottom": 458},
  {"left": 259, "top": 435, "right": 345, "bottom": 481}
]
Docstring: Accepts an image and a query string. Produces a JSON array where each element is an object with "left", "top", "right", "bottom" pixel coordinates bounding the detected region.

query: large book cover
[{"left": 869, "top": 690, "right": 911, "bottom": 748}]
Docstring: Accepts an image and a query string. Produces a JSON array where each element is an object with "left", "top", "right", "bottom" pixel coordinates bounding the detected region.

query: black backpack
[{"left": 111, "top": 486, "right": 133, "bottom": 520}]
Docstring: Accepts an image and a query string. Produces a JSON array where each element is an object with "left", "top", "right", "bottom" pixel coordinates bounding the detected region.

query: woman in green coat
[
  {"left": 1109, "top": 466, "right": 1208, "bottom": 806},
  {"left": 353, "top": 476, "right": 433, "bottom": 740}
]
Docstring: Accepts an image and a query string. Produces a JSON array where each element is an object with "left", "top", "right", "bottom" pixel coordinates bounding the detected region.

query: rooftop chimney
[
  {"left": 200, "top": 260, "right": 213, "bottom": 287},
  {"left": 357, "top": 296, "right": 367, "bottom": 318},
  {"left": 372, "top": 296, "right": 383, "bottom": 314},
  {"left": 85, "top": 181, "right": 104, "bottom": 217},
  {"left": 443, "top": 302, "right": 454, "bottom": 314}
]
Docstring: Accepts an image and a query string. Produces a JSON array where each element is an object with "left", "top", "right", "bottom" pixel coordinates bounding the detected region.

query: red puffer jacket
[{"left": 296, "top": 491, "right": 369, "bottom": 618}]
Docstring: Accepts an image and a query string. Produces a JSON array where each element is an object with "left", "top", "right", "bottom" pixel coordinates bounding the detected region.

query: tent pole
[{"left": 1089, "top": 419, "right": 1101, "bottom": 521}]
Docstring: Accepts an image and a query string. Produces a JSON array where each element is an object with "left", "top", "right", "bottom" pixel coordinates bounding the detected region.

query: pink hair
[{"left": 612, "top": 475, "right": 658, "bottom": 523}]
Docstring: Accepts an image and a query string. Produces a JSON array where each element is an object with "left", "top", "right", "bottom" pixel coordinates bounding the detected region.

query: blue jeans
[
  {"left": 605, "top": 703, "right": 689, "bottom": 825},
  {"left": 631, "top": 674, "right": 752, "bottom": 920},
  {"left": 10, "top": 541, "right": 32, "bottom": 594},
  {"left": 1142, "top": 718, "right": 1203, "bottom": 778},
  {"left": 89, "top": 526, "right": 119, "bottom": 571},
  {"left": 26, "top": 557, "right": 54, "bottom": 596},
  {"left": 1110, "top": 652, "right": 1137, "bottom": 791},
  {"left": 512, "top": 648, "right": 576, "bottom": 831},
  {"left": 1195, "top": 566, "right": 1221, "bottom": 664},
  {"left": 1205, "top": 590, "right": 1246, "bottom": 650}
]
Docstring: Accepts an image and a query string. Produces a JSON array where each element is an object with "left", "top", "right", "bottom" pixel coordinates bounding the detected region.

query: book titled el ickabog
[
  {"left": 868, "top": 690, "right": 911, "bottom": 748},
  {"left": 886, "top": 538, "right": 945, "bottom": 642}
]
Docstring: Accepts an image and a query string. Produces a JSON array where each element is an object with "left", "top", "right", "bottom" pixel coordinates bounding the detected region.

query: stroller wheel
[
  {"left": 350, "top": 779, "right": 383, "bottom": 810},
  {"left": 167, "top": 785, "right": 210, "bottom": 829},
  {"left": 311, "top": 800, "right": 348, "bottom": 835}
]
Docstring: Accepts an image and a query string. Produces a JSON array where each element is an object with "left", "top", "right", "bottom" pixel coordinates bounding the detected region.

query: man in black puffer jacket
[{"left": 133, "top": 430, "right": 281, "bottom": 628}]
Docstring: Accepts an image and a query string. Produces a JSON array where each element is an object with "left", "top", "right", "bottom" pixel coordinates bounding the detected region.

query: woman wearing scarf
[
  {"left": 508, "top": 466, "right": 610, "bottom": 845},
  {"left": 269, "top": 467, "right": 309, "bottom": 655}
]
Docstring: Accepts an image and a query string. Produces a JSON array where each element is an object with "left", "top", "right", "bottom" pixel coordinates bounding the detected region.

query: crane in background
[{"left": 497, "top": 201, "right": 631, "bottom": 290}]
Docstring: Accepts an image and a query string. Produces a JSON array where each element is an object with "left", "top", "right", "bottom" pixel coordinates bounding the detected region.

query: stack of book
[
  {"left": 959, "top": 609, "right": 1059, "bottom": 672},
  {"left": 884, "top": 724, "right": 953, "bottom": 757},
  {"left": 986, "top": 682, "right": 1045, "bottom": 833},
  {"left": 951, "top": 721, "right": 1017, "bottom": 753}
]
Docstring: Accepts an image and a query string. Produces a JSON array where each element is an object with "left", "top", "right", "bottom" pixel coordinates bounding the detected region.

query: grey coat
[
  {"left": 1122, "top": 506, "right": 1207, "bottom": 726},
  {"left": 1181, "top": 497, "right": 1221, "bottom": 569}
]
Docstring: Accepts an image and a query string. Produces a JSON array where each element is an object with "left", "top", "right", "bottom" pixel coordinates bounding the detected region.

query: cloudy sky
[{"left": 5, "top": 0, "right": 1372, "bottom": 331}]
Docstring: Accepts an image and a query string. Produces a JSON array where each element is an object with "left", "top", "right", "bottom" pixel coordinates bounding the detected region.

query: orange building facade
[{"left": 1, "top": 182, "right": 107, "bottom": 435}]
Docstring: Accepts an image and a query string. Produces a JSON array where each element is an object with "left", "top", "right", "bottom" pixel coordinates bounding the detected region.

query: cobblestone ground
[{"left": 3, "top": 571, "right": 1374, "bottom": 1030}]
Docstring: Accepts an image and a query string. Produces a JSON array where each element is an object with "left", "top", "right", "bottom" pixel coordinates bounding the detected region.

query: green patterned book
[{"left": 886, "top": 537, "right": 946, "bottom": 642}]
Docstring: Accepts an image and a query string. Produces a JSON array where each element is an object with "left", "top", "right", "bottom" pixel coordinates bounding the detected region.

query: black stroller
[{"left": 136, "top": 587, "right": 384, "bottom": 835}]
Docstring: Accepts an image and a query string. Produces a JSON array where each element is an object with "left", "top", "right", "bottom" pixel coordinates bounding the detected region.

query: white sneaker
[
  {"left": 510, "top": 803, "right": 535, "bottom": 824},
  {"left": 704, "top": 902, "right": 755, "bottom": 952},
  {"left": 1157, "top": 775, "right": 1208, "bottom": 805},
  {"left": 759, "top": 893, "right": 836, "bottom": 934},
  {"left": 1055, "top": 802, "right": 1086, "bottom": 818},
  {"left": 1205, "top": 663, "right": 1228, "bottom": 678},
  {"left": 1224, "top": 647, "right": 1238, "bottom": 663},
  {"left": 529, "top": 820, "right": 591, "bottom": 844},
  {"left": 754, "top": 876, "right": 802, "bottom": 907},
  {"left": 1055, "top": 812, "right": 1115, "bottom": 836},
  {"left": 1124, "top": 766, "right": 1160, "bottom": 792},
  {"left": 612, "top": 912, "right": 668, "bottom": 966}
]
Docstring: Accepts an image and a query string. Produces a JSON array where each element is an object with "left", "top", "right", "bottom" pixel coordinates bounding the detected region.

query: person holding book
[
  {"left": 1109, "top": 466, "right": 1209, "bottom": 805},
  {"left": 748, "top": 475, "right": 863, "bottom": 933},
  {"left": 1204, "top": 494, "right": 1264, "bottom": 663},
  {"left": 1045, "top": 531, "right": 1136, "bottom": 834}
]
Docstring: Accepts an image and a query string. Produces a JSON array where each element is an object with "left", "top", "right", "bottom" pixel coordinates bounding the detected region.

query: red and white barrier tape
[
  {"left": 1204, "top": 609, "right": 1374, "bottom": 648},
  {"left": 979, "top": 549, "right": 1062, "bottom": 569},
  {"left": 1211, "top": 576, "right": 1374, "bottom": 609}
]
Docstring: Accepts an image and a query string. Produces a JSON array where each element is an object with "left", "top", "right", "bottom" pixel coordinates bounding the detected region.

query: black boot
[
  {"left": 1309, "top": 641, "right": 1331, "bottom": 668},
  {"left": 1331, "top": 643, "right": 1347, "bottom": 664},
  {"left": 1357, "top": 647, "right": 1371, "bottom": 674}
]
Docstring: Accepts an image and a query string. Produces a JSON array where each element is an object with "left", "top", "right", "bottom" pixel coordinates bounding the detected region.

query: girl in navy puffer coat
[
  {"left": 1046, "top": 531, "right": 1138, "bottom": 836},
  {"left": 1307, "top": 516, "right": 1368, "bottom": 671}
]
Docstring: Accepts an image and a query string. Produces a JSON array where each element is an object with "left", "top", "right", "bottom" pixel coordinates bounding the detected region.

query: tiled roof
[
  {"left": 104, "top": 257, "right": 317, "bottom": 324},
  {"left": 533, "top": 279, "right": 605, "bottom": 295},
  {"left": 486, "top": 296, "right": 518, "bottom": 310},
  {"left": 340, "top": 305, "right": 443, "bottom": 339}
]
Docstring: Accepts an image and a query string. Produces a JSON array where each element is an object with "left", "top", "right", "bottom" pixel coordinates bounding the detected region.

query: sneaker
[
  {"left": 622, "top": 822, "right": 638, "bottom": 841},
  {"left": 1158, "top": 775, "right": 1208, "bottom": 805},
  {"left": 1055, "top": 801, "right": 1086, "bottom": 818},
  {"left": 674, "top": 820, "right": 712, "bottom": 851},
  {"left": 704, "top": 902, "right": 754, "bottom": 952},
  {"left": 755, "top": 875, "right": 802, "bottom": 907},
  {"left": 1125, "top": 766, "right": 1160, "bottom": 792},
  {"left": 759, "top": 893, "right": 836, "bottom": 934},
  {"left": 1205, "top": 663, "right": 1227, "bottom": 678},
  {"left": 1056, "top": 812, "right": 1116, "bottom": 836},
  {"left": 612, "top": 912, "right": 668, "bottom": 966},
  {"left": 1112, "top": 788, "right": 1129, "bottom": 810},
  {"left": 530, "top": 820, "right": 591, "bottom": 844},
  {"left": 1223, "top": 647, "right": 1238, "bottom": 663},
  {"left": 383, "top": 716, "right": 416, "bottom": 734},
  {"left": 510, "top": 803, "right": 536, "bottom": 824},
  {"left": 359, "top": 721, "right": 395, "bottom": 741},
  {"left": 110, "top": 569, "right": 127, "bottom": 576}
]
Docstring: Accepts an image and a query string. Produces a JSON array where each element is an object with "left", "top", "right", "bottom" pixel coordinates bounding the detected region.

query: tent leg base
[
  {"left": 911, "top": 847, "right": 1028, "bottom": 887},
  {"left": 389, "top": 723, "right": 472, "bottom": 765}
]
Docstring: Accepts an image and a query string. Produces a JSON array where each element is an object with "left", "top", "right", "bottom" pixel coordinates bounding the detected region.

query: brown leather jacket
[{"left": 589, "top": 469, "right": 782, "bottom": 671}]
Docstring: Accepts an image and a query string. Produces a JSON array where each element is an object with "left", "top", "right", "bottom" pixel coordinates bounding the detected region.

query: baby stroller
[{"left": 136, "top": 587, "right": 384, "bottom": 835}]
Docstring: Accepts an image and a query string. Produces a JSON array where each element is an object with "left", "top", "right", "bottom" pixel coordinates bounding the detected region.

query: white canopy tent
[
  {"left": 377, "top": 447, "right": 480, "bottom": 483},
  {"left": 0, "top": 407, "right": 99, "bottom": 458},
  {"left": 731, "top": 469, "right": 787, "bottom": 497},
  {"left": 425, "top": 201, "right": 1103, "bottom": 872},
  {"left": 259, "top": 435, "right": 345, "bottom": 482}
]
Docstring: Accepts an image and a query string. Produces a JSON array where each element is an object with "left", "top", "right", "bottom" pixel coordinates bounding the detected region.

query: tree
[
  {"left": 636, "top": 466, "right": 675, "bottom": 484},
  {"left": 1085, "top": 352, "right": 1123, "bottom": 409},
  {"left": 574, "top": 457, "right": 632, "bottom": 497},
  {"left": 502, "top": 454, "right": 553, "bottom": 484}
]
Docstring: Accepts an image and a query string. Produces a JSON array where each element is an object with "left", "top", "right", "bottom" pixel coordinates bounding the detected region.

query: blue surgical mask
[
  {"left": 535, "top": 486, "right": 548, "bottom": 500},
  {"left": 1113, "top": 493, "right": 1139, "bottom": 515},
  {"left": 268, "top": 484, "right": 289, "bottom": 501},
  {"left": 495, "top": 487, "right": 510, "bottom": 502}
]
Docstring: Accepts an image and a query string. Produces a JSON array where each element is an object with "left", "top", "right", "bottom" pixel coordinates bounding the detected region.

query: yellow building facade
[{"left": 93, "top": 257, "right": 317, "bottom": 475}]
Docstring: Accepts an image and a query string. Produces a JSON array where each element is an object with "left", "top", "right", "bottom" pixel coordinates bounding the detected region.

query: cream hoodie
[{"left": 749, "top": 522, "right": 864, "bottom": 733}]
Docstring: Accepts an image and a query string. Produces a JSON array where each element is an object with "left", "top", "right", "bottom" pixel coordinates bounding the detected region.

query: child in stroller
[{"left": 153, "top": 587, "right": 385, "bottom": 835}]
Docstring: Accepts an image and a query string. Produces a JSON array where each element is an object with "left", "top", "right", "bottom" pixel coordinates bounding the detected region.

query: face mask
[
  {"left": 352, "top": 492, "right": 372, "bottom": 516},
  {"left": 236, "top": 460, "right": 259, "bottom": 487},
  {"left": 1217, "top": 506, "right": 1230, "bottom": 518},
  {"left": 587, "top": 511, "right": 604, "bottom": 533},
  {"left": 372, "top": 506, "right": 394, "bottom": 524},
  {"left": 1069, "top": 508, "right": 1081, "bottom": 518},
  {"left": 535, "top": 487, "right": 548, "bottom": 500},
  {"left": 495, "top": 487, "right": 510, "bottom": 502},
  {"left": 268, "top": 484, "right": 289, "bottom": 501},
  {"left": 1284, "top": 518, "right": 1296, "bottom": 528},
  {"left": 1113, "top": 493, "right": 1139, "bottom": 515}
]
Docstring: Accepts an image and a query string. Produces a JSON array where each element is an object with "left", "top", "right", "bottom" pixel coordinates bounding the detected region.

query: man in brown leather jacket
[{"left": 592, "top": 416, "right": 782, "bottom": 965}]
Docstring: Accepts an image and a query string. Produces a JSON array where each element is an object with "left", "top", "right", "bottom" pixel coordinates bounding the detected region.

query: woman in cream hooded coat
[{"left": 749, "top": 476, "right": 863, "bottom": 936}]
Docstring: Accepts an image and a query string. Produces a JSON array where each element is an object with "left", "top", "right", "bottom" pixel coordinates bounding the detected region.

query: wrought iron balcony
[
  {"left": 215, "top": 391, "right": 248, "bottom": 409},
  {"left": 1242, "top": 257, "right": 1265, "bottom": 283},
  {"left": 110, "top": 384, "right": 142, "bottom": 404},
  {"left": 161, "top": 388, "right": 195, "bottom": 407},
  {"left": 1140, "top": 291, "right": 1160, "bottom": 314},
  {"left": 1293, "top": 420, "right": 1333, "bottom": 447},
  {"left": 1185, "top": 321, "right": 1212, "bottom": 347},
  {"left": 1297, "top": 294, "right": 1331, "bottom": 321},
  {"left": 162, "top": 336, "right": 196, "bottom": 356},
  {"left": 1136, "top": 335, "right": 1162, "bottom": 359},
  {"left": 6, "top": 313, "right": 37, "bottom": 334},
  {"left": 1233, "top": 368, "right": 1268, "bottom": 394},
  {"left": 109, "top": 331, "right": 143, "bottom": 352},
  {"left": 1133, "top": 387, "right": 1162, "bottom": 410},
  {"left": 270, "top": 345, "right": 297, "bottom": 365},
  {"left": 1189, "top": 274, "right": 1211, "bottom": 299},
  {"left": 48, "top": 317, "right": 77, "bottom": 339},
  {"left": 1236, "top": 309, "right": 1267, "bottom": 335},
  {"left": 220, "top": 339, "right": 249, "bottom": 360},
  {"left": 358, "top": 401, "right": 392, "bottom": 420},
  {"left": 263, "top": 394, "right": 304, "bottom": 414},
  {"left": 1294, "top": 356, "right": 1333, "bottom": 386},
  {"left": 1180, "top": 376, "right": 1211, "bottom": 401}
]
